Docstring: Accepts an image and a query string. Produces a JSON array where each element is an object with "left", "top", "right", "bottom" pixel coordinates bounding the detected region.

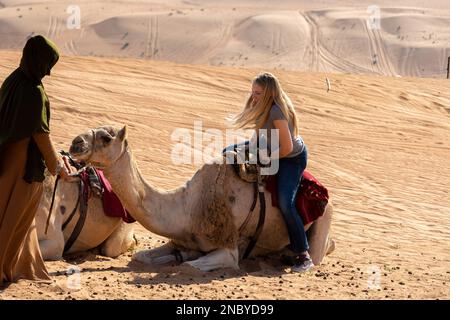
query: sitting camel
[
  {"left": 69, "top": 125, "right": 335, "bottom": 271},
  {"left": 36, "top": 168, "right": 137, "bottom": 261}
]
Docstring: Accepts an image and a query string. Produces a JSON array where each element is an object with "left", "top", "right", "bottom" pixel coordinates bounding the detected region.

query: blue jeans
[
  {"left": 223, "top": 142, "right": 309, "bottom": 253},
  {"left": 277, "top": 146, "right": 309, "bottom": 253}
]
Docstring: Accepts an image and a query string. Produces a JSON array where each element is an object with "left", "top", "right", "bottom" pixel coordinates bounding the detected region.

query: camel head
[{"left": 69, "top": 125, "right": 127, "bottom": 168}]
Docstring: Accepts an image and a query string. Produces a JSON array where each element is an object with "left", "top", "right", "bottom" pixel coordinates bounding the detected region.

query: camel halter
[{"left": 85, "top": 129, "right": 128, "bottom": 170}]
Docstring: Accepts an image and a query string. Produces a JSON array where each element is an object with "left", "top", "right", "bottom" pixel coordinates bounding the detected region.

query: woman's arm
[{"left": 273, "top": 119, "right": 293, "bottom": 158}]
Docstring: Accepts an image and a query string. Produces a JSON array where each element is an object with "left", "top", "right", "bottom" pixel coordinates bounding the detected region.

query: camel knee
[
  {"left": 101, "top": 244, "right": 123, "bottom": 258},
  {"left": 101, "top": 234, "right": 136, "bottom": 258},
  {"left": 39, "top": 239, "right": 64, "bottom": 261},
  {"left": 101, "top": 223, "right": 136, "bottom": 258}
]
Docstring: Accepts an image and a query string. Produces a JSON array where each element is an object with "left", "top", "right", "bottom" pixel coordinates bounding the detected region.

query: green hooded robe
[{"left": 0, "top": 35, "right": 59, "bottom": 183}]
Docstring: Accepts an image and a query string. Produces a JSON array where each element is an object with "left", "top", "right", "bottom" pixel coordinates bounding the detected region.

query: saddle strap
[
  {"left": 45, "top": 175, "right": 60, "bottom": 235},
  {"left": 238, "top": 182, "right": 258, "bottom": 234},
  {"left": 243, "top": 165, "right": 267, "bottom": 259},
  {"left": 243, "top": 187, "right": 266, "bottom": 259},
  {"left": 63, "top": 179, "right": 89, "bottom": 254},
  {"left": 62, "top": 179, "right": 82, "bottom": 231}
]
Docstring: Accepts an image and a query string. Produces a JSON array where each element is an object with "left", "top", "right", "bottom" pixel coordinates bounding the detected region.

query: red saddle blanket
[
  {"left": 265, "top": 170, "right": 329, "bottom": 225},
  {"left": 80, "top": 169, "right": 136, "bottom": 223},
  {"left": 96, "top": 169, "right": 136, "bottom": 223}
]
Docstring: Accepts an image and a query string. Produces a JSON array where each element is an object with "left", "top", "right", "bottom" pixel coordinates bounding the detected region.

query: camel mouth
[
  {"left": 68, "top": 146, "right": 90, "bottom": 161},
  {"left": 69, "top": 136, "right": 91, "bottom": 160}
]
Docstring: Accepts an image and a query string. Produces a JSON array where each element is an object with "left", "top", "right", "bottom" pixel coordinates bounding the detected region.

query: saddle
[
  {"left": 226, "top": 144, "right": 271, "bottom": 183},
  {"left": 224, "top": 146, "right": 329, "bottom": 258},
  {"left": 46, "top": 151, "right": 134, "bottom": 254}
]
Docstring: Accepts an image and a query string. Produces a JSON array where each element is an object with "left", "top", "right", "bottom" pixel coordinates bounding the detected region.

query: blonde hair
[{"left": 231, "top": 72, "right": 299, "bottom": 136}]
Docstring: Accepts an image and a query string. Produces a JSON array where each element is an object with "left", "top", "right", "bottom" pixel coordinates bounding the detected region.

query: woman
[
  {"left": 230, "top": 72, "right": 313, "bottom": 273},
  {"left": 0, "top": 35, "right": 70, "bottom": 285}
]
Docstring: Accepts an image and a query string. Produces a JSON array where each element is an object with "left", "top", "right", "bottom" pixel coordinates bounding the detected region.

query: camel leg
[
  {"left": 39, "top": 236, "right": 65, "bottom": 261},
  {"left": 308, "top": 203, "right": 334, "bottom": 266},
  {"left": 184, "top": 247, "right": 239, "bottom": 272},
  {"left": 132, "top": 242, "right": 201, "bottom": 266},
  {"left": 101, "top": 221, "right": 136, "bottom": 258},
  {"left": 38, "top": 216, "right": 65, "bottom": 261}
]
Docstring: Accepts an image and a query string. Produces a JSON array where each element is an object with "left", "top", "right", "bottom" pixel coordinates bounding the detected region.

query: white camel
[
  {"left": 69, "top": 125, "right": 335, "bottom": 271},
  {"left": 36, "top": 168, "right": 137, "bottom": 261}
]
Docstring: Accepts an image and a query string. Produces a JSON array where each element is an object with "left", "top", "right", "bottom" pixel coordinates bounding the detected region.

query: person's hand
[
  {"left": 58, "top": 164, "right": 71, "bottom": 181},
  {"left": 61, "top": 155, "right": 76, "bottom": 174}
]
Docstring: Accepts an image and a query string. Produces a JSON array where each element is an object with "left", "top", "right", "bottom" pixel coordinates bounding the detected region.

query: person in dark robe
[{"left": 0, "top": 35, "right": 70, "bottom": 285}]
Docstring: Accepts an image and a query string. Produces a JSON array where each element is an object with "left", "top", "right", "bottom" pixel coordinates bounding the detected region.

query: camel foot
[
  {"left": 132, "top": 242, "right": 176, "bottom": 265},
  {"left": 133, "top": 250, "right": 176, "bottom": 265},
  {"left": 183, "top": 248, "right": 239, "bottom": 272},
  {"left": 132, "top": 243, "right": 202, "bottom": 266}
]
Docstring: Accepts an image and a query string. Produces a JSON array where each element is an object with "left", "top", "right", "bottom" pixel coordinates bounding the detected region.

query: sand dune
[
  {"left": 1, "top": 1, "right": 450, "bottom": 77},
  {"left": 0, "top": 50, "right": 449, "bottom": 299}
]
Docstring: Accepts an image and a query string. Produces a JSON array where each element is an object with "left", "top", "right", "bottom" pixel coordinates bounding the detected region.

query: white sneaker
[{"left": 291, "top": 258, "right": 314, "bottom": 273}]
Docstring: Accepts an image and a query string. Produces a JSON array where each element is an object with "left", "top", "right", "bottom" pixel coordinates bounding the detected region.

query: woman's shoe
[{"left": 291, "top": 254, "right": 314, "bottom": 273}]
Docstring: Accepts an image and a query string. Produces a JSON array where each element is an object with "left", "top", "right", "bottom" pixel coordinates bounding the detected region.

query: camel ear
[{"left": 118, "top": 125, "right": 127, "bottom": 141}]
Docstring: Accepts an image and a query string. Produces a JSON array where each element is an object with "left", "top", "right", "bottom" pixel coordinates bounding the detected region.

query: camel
[
  {"left": 69, "top": 125, "right": 335, "bottom": 271},
  {"left": 36, "top": 167, "right": 137, "bottom": 261}
]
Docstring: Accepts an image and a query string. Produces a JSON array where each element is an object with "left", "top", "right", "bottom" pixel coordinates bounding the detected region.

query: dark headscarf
[{"left": 0, "top": 35, "right": 59, "bottom": 183}]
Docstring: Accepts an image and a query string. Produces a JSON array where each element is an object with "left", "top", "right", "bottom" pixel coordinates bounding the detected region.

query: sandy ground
[
  {"left": 1, "top": 0, "right": 450, "bottom": 77},
  {"left": 0, "top": 50, "right": 449, "bottom": 300}
]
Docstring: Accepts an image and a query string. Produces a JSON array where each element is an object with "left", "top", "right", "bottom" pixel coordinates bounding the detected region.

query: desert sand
[
  {"left": 1, "top": 0, "right": 450, "bottom": 77},
  {"left": 0, "top": 0, "right": 449, "bottom": 300},
  {"left": 0, "top": 50, "right": 449, "bottom": 300}
]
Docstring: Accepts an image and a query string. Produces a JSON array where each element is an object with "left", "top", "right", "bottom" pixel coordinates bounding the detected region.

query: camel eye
[{"left": 101, "top": 135, "right": 112, "bottom": 144}]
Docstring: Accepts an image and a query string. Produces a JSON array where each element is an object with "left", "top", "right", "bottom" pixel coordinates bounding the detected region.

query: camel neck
[{"left": 103, "top": 149, "right": 188, "bottom": 239}]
